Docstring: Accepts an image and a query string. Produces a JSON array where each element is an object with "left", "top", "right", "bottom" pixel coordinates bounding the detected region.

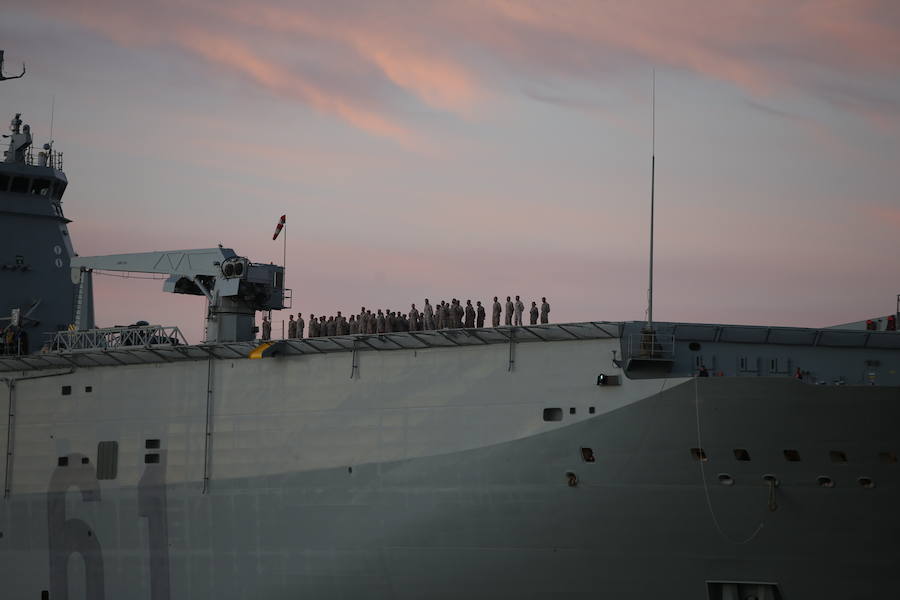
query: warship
[{"left": 1, "top": 61, "right": 899, "bottom": 600}]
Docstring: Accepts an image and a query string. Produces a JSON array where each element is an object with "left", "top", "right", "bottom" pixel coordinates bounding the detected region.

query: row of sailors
[{"left": 262, "top": 297, "right": 551, "bottom": 340}]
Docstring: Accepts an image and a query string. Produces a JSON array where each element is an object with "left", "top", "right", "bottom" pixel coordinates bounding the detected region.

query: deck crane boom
[{"left": 70, "top": 248, "right": 285, "bottom": 343}]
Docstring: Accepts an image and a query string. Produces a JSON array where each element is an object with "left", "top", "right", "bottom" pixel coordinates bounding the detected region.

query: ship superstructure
[{"left": 1, "top": 106, "right": 899, "bottom": 600}]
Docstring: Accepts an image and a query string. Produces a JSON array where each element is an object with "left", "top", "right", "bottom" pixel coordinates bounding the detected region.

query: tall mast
[{"left": 647, "top": 70, "right": 656, "bottom": 332}]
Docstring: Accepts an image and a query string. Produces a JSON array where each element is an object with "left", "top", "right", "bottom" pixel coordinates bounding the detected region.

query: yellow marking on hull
[{"left": 249, "top": 342, "right": 273, "bottom": 359}]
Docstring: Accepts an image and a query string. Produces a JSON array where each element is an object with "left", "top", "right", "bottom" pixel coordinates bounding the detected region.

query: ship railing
[
  {"left": 23, "top": 146, "right": 64, "bottom": 170},
  {"left": 624, "top": 332, "right": 675, "bottom": 361},
  {"left": 44, "top": 325, "right": 187, "bottom": 353}
]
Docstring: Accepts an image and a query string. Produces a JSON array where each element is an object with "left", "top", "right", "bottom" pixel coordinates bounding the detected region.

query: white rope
[{"left": 694, "top": 375, "right": 765, "bottom": 545}]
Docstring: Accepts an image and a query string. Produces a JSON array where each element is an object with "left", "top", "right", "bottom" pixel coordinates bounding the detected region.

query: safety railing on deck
[
  {"left": 23, "top": 146, "right": 64, "bottom": 170},
  {"left": 44, "top": 325, "right": 187, "bottom": 353},
  {"left": 624, "top": 332, "right": 675, "bottom": 361}
]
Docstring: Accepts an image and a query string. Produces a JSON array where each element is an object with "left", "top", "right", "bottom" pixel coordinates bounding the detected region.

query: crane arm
[{"left": 70, "top": 248, "right": 236, "bottom": 277}]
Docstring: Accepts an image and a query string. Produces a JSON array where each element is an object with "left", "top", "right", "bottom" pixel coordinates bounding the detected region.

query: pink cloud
[{"left": 25, "top": 0, "right": 900, "bottom": 141}]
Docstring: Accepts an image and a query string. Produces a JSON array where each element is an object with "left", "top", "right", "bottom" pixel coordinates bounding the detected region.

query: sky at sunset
[{"left": 2, "top": 1, "right": 899, "bottom": 342}]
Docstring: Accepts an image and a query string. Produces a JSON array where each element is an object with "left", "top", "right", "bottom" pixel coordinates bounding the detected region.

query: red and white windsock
[{"left": 272, "top": 214, "right": 286, "bottom": 240}]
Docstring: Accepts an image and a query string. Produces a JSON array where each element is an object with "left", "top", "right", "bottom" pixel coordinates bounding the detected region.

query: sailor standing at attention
[
  {"left": 297, "top": 313, "right": 305, "bottom": 338},
  {"left": 436, "top": 302, "right": 445, "bottom": 329},
  {"left": 308, "top": 314, "right": 317, "bottom": 337},
  {"left": 513, "top": 296, "right": 524, "bottom": 326},
  {"left": 288, "top": 314, "right": 297, "bottom": 338},
  {"left": 529, "top": 301, "right": 538, "bottom": 325},
  {"left": 464, "top": 300, "right": 475, "bottom": 328},
  {"left": 505, "top": 296, "right": 514, "bottom": 326},
  {"left": 492, "top": 297, "right": 502, "bottom": 327},
  {"left": 349, "top": 315, "right": 359, "bottom": 335},
  {"left": 540, "top": 297, "right": 550, "bottom": 324},
  {"left": 476, "top": 301, "right": 486, "bottom": 328},
  {"left": 261, "top": 316, "right": 272, "bottom": 341},
  {"left": 409, "top": 303, "right": 420, "bottom": 331},
  {"left": 423, "top": 299, "right": 435, "bottom": 330},
  {"left": 376, "top": 310, "right": 386, "bottom": 334}
]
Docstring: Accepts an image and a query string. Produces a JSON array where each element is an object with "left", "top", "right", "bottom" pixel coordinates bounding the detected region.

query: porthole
[
  {"left": 817, "top": 476, "right": 834, "bottom": 488},
  {"left": 689, "top": 342, "right": 701, "bottom": 351},
  {"left": 829, "top": 450, "right": 848, "bottom": 464},
  {"left": 565, "top": 471, "right": 578, "bottom": 487},
  {"left": 858, "top": 477, "right": 875, "bottom": 489},
  {"left": 690, "top": 447, "right": 708, "bottom": 462},
  {"left": 762, "top": 474, "right": 779, "bottom": 487},
  {"left": 733, "top": 448, "right": 751, "bottom": 461},
  {"left": 717, "top": 473, "right": 734, "bottom": 486},
  {"left": 588, "top": 406, "right": 596, "bottom": 415}
]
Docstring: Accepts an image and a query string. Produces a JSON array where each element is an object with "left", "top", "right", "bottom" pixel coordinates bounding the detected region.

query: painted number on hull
[{"left": 47, "top": 452, "right": 171, "bottom": 599}]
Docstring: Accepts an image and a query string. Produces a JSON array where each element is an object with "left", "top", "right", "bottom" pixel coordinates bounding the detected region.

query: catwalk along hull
[{"left": 2, "top": 336, "right": 899, "bottom": 599}]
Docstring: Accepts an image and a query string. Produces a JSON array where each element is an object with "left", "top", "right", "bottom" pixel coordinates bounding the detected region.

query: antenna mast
[{"left": 647, "top": 70, "right": 656, "bottom": 332}]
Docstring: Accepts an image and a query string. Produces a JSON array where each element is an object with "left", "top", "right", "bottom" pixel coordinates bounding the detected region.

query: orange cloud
[
  {"left": 175, "top": 28, "right": 415, "bottom": 144},
  {"left": 26, "top": 0, "right": 900, "bottom": 137}
]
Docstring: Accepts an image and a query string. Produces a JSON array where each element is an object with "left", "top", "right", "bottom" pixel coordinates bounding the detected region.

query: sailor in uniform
[{"left": 464, "top": 300, "right": 475, "bottom": 328}]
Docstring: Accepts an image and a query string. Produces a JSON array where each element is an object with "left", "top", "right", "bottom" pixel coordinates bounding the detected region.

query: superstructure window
[
  {"left": 829, "top": 450, "right": 848, "bottom": 464},
  {"left": 96, "top": 441, "right": 119, "bottom": 480},
  {"left": 9, "top": 177, "right": 28, "bottom": 193},
  {"left": 691, "top": 447, "right": 708, "bottom": 462},
  {"left": 144, "top": 453, "right": 160, "bottom": 464},
  {"left": 30, "top": 179, "right": 51, "bottom": 196},
  {"left": 733, "top": 448, "right": 751, "bottom": 461},
  {"left": 61, "top": 385, "right": 71, "bottom": 396},
  {"left": 145, "top": 439, "right": 160, "bottom": 449},
  {"left": 783, "top": 449, "right": 801, "bottom": 462}
]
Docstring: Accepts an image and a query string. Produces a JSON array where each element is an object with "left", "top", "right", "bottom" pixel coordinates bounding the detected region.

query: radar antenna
[{"left": 0, "top": 50, "right": 26, "bottom": 81}]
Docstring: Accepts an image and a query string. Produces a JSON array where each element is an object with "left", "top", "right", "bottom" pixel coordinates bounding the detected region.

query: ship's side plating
[{"left": 2, "top": 332, "right": 899, "bottom": 599}]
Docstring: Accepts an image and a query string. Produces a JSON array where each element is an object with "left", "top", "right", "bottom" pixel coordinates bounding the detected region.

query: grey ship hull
[{"left": 2, "top": 333, "right": 899, "bottom": 599}]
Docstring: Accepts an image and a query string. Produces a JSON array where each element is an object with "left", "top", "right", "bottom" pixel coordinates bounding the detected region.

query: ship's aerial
[{"left": 1, "top": 50, "right": 899, "bottom": 600}]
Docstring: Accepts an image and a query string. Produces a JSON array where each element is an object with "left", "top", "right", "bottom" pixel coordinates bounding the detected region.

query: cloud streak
[{"left": 23, "top": 0, "right": 900, "bottom": 140}]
